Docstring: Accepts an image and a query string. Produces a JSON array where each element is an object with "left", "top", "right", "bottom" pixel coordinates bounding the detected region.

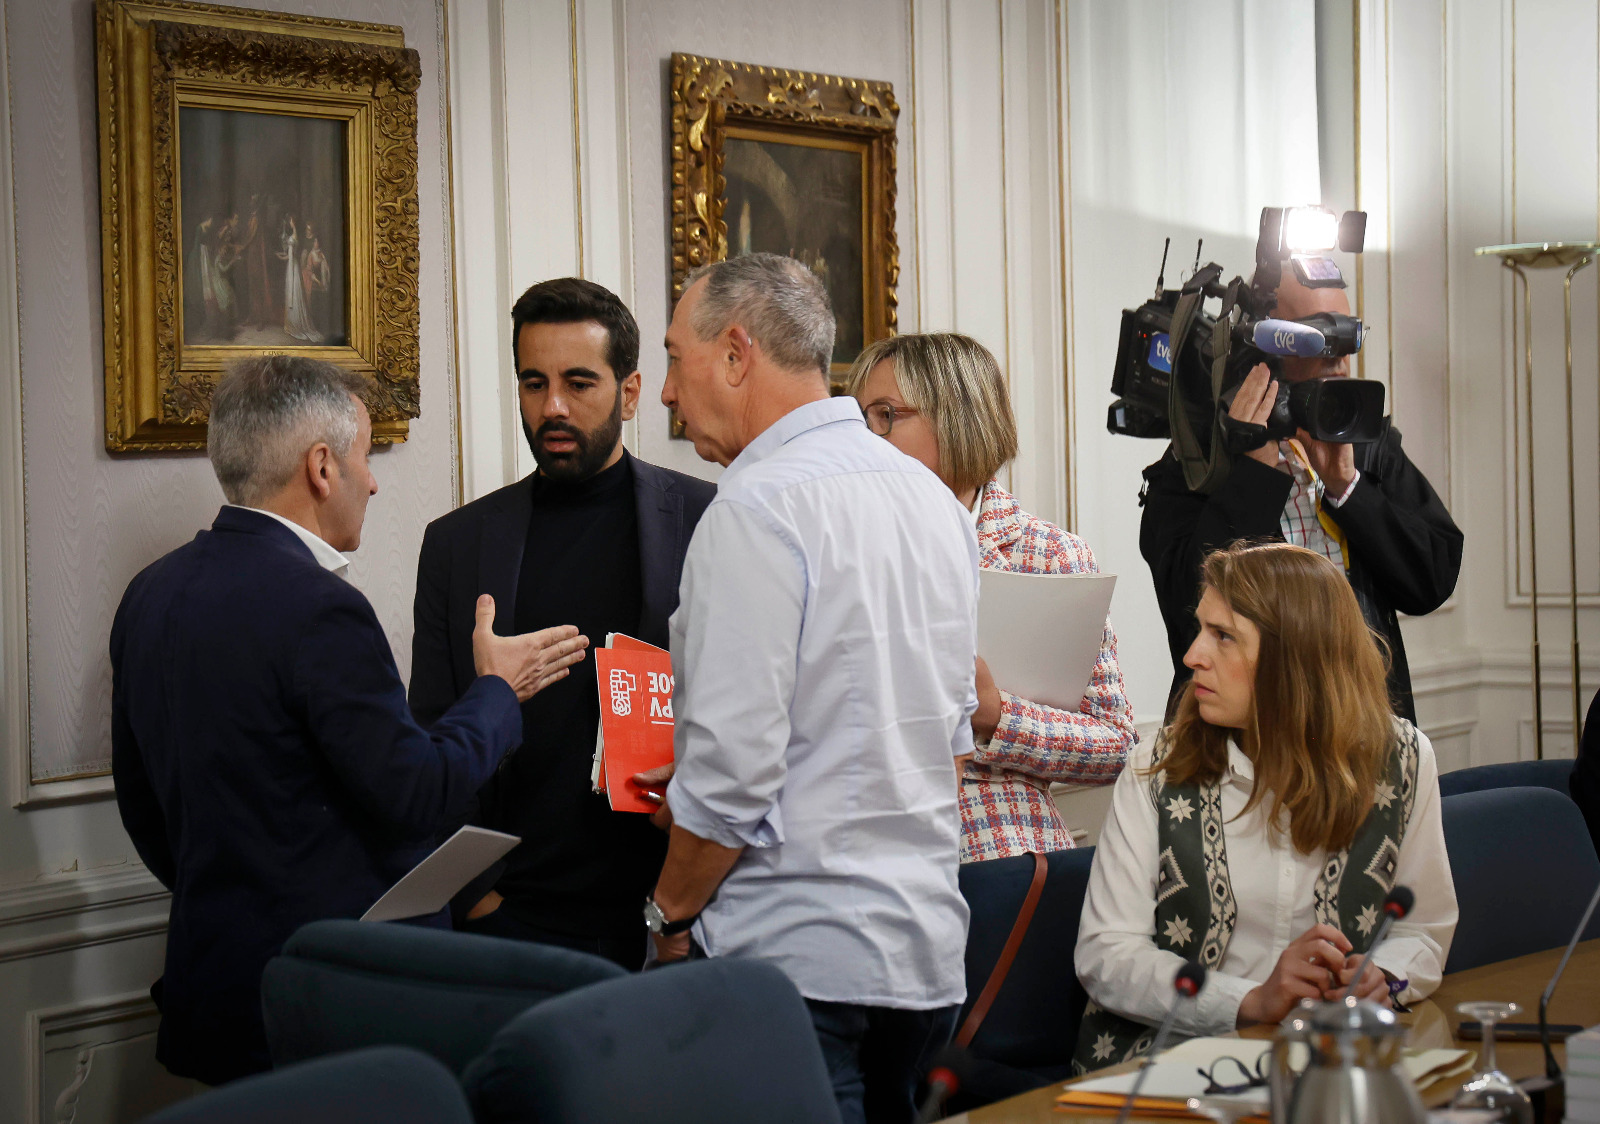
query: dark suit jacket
[
  {"left": 409, "top": 453, "right": 717, "bottom": 723},
  {"left": 111, "top": 507, "right": 522, "bottom": 1085},
  {"left": 407, "top": 453, "right": 716, "bottom": 916},
  {"left": 1140, "top": 424, "right": 1463, "bottom": 722},
  {"left": 1575, "top": 688, "right": 1600, "bottom": 858}
]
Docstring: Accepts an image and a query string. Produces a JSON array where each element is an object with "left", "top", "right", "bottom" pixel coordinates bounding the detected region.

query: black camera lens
[
  {"left": 1288, "top": 377, "right": 1386, "bottom": 444},
  {"left": 1316, "top": 391, "right": 1361, "bottom": 439}
]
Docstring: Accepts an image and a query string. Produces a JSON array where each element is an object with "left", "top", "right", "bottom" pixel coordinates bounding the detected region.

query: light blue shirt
[{"left": 667, "top": 396, "right": 980, "bottom": 1008}]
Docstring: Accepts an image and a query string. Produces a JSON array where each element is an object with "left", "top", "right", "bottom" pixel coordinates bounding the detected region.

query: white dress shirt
[
  {"left": 1076, "top": 729, "right": 1457, "bottom": 1036},
  {"left": 667, "top": 396, "right": 980, "bottom": 1009},
  {"left": 230, "top": 505, "right": 350, "bottom": 579}
]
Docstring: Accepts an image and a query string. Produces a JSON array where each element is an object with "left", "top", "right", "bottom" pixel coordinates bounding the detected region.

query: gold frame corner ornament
[
  {"left": 95, "top": 0, "right": 422, "bottom": 452},
  {"left": 667, "top": 53, "right": 899, "bottom": 434}
]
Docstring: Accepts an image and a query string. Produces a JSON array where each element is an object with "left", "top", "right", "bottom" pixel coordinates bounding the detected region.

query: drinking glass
[{"left": 1451, "top": 1001, "right": 1533, "bottom": 1124}]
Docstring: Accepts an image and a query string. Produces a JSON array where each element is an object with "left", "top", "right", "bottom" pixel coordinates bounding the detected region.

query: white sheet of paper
[
  {"left": 1071, "top": 1061, "right": 1267, "bottom": 1108},
  {"left": 1071, "top": 1037, "right": 1473, "bottom": 1109},
  {"left": 360, "top": 826, "right": 520, "bottom": 923},
  {"left": 977, "top": 570, "right": 1117, "bottom": 711}
]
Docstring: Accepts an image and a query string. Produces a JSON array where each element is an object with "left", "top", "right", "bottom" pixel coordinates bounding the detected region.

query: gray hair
[
  {"left": 684, "top": 253, "right": 835, "bottom": 375},
  {"left": 207, "top": 355, "right": 369, "bottom": 507}
]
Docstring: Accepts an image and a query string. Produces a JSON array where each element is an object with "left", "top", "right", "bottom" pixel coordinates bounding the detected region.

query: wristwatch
[{"left": 643, "top": 896, "right": 699, "bottom": 937}]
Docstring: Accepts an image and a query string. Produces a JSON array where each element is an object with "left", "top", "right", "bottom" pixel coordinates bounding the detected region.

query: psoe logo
[
  {"left": 608, "top": 669, "right": 636, "bottom": 716},
  {"left": 1147, "top": 332, "right": 1172, "bottom": 373}
]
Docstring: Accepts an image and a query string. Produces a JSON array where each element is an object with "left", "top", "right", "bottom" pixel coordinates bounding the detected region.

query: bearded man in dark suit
[{"left": 409, "top": 278, "right": 716, "bottom": 969}]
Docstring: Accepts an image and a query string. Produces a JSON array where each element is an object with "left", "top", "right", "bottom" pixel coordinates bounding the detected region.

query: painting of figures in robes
[{"left": 179, "top": 107, "right": 347, "bottom": 348}]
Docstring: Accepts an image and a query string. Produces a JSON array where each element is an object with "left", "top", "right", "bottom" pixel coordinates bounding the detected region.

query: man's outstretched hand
[{"left": 472, "top": 594, "right": 588, "bottom": 702}]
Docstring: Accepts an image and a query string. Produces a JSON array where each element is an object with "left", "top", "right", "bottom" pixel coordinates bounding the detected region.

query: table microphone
[
  {"left": 1343, "top": 885, "right": 1414, "bottom": 1001},
  {"left": 1111, "top": 961, "right": 1209, "bottom": 1124},
  {"left": 1539, "top": 873, "right": 1600, "bottom": 1080},
  {"left": 915, "top": 1043, "right": 973, "bottom": 1123},
  {"left": 1518, "top": 872, "right": 1600, "bottom": 1124}
]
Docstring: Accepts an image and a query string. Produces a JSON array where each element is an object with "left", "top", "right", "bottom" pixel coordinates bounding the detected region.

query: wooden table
[{"left": 948, "top": 940, "right": 1600, "bottom": 1123}]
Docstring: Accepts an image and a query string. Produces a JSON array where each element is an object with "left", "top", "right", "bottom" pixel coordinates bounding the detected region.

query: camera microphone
[
  {"left": 1252, "top": 318, "right": 1329, "bottom": 358},
  {"left": 1111, "top": 961, "right": 1208, "bottom": 1124},
  {"left": 1343, "top": 885, "right": 1414, "bottom": 1001}
]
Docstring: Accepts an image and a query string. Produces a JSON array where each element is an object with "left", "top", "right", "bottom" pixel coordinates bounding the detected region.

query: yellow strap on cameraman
[{"left": 1285, "top": 439, "right": 1350, "bottom": 572}]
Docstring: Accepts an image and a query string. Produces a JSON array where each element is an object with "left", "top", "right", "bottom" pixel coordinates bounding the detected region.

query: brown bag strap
[{"left": 955, "top": 850, "right": 1049, "bottom": 1048}]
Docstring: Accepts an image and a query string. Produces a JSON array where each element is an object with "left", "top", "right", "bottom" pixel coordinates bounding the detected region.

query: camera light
[{"left": 1283, "top": 207, "right": 1339, "bottom": 254}]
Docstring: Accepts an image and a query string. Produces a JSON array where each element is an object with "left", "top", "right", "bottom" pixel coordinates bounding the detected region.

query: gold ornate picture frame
[
  {"left": 95, "top": 0, "right": 422, "bottom": 452},
  {"left": 669, "top": 53, "right": 899, "bottom": 393}
]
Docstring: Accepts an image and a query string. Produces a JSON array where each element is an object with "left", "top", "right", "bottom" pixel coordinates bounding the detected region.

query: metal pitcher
[{"left": 1269, "top": 998, "right": 1426, "bottom": 1124}]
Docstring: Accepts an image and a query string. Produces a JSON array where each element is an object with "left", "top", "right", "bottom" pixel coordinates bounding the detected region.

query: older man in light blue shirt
[{"left": 650, "top": 253, "right": 979, "bottom": 1124}]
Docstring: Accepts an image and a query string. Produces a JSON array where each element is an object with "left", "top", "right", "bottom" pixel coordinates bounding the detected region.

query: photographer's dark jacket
[{"left": 1140, "top": 423, "right": 1462, "bottom": 722}]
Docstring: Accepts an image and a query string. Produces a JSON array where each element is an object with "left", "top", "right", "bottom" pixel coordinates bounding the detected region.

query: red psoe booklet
[{"left": 590, "top": 634, "right": 675, "bottom": 813}]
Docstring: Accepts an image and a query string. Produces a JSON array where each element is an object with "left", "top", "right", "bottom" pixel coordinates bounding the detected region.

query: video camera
[{"left": 1107, "top": 206, "right": 1386, "bottom": 493}]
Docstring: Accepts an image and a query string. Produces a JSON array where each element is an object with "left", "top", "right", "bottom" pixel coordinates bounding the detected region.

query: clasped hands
[{"left": 1237, "top": 922, "right": 1391, "bottom": 1027}]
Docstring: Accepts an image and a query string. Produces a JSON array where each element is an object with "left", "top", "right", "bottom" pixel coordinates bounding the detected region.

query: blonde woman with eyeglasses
[{"left": 846, "top": 332, "right": 1136, "bottom": 863}]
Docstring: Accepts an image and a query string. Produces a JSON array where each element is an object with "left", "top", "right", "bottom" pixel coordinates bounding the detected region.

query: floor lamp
[{"left": 1475, "top": 241, "right": 1596, "bottom": 759}]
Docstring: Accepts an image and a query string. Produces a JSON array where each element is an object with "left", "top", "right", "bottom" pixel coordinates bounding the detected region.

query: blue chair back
[
  {"left": 261, "top": 919, "right": 625, "bottom": 1074},
  {"left": 953, "top": 847, "right": 1095, "bottom": 1105},
  {"left": 141, "top": 1046, "right": 471, "bottom": 1124},
  {"left": 1438, "top": 759, "right": 1575, "bottom": 799},
  {"left": 463, "top": 958, "right": 841, "bottom": 1124},
  {"left": 1441, "top": 787, "right": 1600, "bottom": 973}
]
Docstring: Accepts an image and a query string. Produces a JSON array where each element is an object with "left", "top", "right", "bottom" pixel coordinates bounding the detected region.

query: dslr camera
[{"left": 1107, "top": 206, "right": 1385, "bottom": 493}]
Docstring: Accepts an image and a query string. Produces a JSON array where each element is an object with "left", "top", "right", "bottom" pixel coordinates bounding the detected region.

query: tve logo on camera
[{"left": 1147, "top": 332, "right": 1172, "bottom": 373}]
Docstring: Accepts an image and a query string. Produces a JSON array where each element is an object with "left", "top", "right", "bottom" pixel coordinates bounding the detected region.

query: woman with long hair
[
  {"left": 1073, "top": 542, "right": 1456, "bottom": 1072},
  {"left": 846, "top": 333, "right": 1136, "bottom": 862}
]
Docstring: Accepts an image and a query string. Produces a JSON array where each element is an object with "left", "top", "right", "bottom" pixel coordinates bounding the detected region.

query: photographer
[{"left": 1139, "top": 267, "right": 1462, "bottom": 722}]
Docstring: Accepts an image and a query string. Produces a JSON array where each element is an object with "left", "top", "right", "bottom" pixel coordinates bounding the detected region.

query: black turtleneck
[{"left": 489, "top": 454, "right": 657, "bottom": 936}]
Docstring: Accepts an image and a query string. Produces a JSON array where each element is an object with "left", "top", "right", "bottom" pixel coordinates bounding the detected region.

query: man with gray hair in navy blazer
[{"left": 111, "top": 355, "right": 589, "bottom": 1085}]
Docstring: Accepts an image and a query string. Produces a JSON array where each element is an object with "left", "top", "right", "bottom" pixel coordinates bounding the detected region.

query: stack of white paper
[
  {"left": 977, "top": 570, "right": 1117, "bottom": 711},
  {"left": 1568, "top": 1025, "right": 1600, "bottom": 1124}
]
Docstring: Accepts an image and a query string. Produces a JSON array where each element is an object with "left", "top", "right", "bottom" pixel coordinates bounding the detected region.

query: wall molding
[
  {"left": 449, "top": 0, "right": 637, "bottom": 504},
  {"left": 0, "top": 0, "right": 34, "bottom": 810},
  {"left": 24, "top": 991, "right": 172, "bottom": 1124},
  {"left": 0, "top": 865, "right": 168, "bottom": 965}
]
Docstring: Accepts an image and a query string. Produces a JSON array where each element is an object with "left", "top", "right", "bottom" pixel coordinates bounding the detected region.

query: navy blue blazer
[
  {"left": 408, "top": 452, "right": 717, "bottom": 725},
  {"left": 111, "top": 506, "right": 522, "bottom": 1085}
]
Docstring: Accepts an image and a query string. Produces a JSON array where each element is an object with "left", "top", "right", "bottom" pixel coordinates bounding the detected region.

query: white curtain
[{"left": 1072, "top": 0, "right": 1322, "bottom": 242}]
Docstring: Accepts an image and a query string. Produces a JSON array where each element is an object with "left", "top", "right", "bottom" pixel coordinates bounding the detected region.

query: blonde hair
[
  {"left": 1158, "top": 542, "right": 1395, "bottom": 855},
  {"left": 844, "top": 333, "right": 1018, "bottom": 495}
]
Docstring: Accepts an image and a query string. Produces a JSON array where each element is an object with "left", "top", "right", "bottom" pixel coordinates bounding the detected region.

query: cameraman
[{"left": 1139, "top": 267, "right": 1463, "bottom": 722}]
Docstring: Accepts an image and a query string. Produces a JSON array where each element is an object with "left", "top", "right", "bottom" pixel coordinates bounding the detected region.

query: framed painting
[
  {"left": 95, "top": 0, "right": 422, "bottom": 452},
  {"left": 669, "top": 53, "right": 899, "bottom": 406}
]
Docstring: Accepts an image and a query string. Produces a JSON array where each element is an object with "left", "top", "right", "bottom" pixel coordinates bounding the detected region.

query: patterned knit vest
[{"left": 1070, "top": 720, "right": 1421, "bottom": 1074}]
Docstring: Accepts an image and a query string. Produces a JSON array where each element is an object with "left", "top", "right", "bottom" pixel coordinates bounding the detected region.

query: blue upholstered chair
[
  {"left": 1438, "top": 758, "right": 1576, "bottom": 799},
  {"left": 463, "top": 958, "right": 841, "bottom": 1124},
  {"left": 1441, "top": 787, "right": 1600, "bottom": 973},
  {"left": 950, "top": 847, "right": 1096, "bottom": 1109},
  {"left": 141, "top": 1046, "right": 471, "bottom": 1124},
  {"left": 261, "top": 919, "right": 625, "bottom": 1074}
]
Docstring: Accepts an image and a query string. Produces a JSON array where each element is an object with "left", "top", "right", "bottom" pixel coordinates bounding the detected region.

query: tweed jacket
[{"left": 961, "top": 481, "right": 1138, "bottom": 863}]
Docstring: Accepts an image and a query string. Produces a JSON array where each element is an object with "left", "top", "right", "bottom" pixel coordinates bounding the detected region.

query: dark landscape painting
[
  {"left": 179, "top": 107, "right": 348, "bottom": 347},
  {"left": 723, "top": 134, "right": 866, "bottom": 365}
]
